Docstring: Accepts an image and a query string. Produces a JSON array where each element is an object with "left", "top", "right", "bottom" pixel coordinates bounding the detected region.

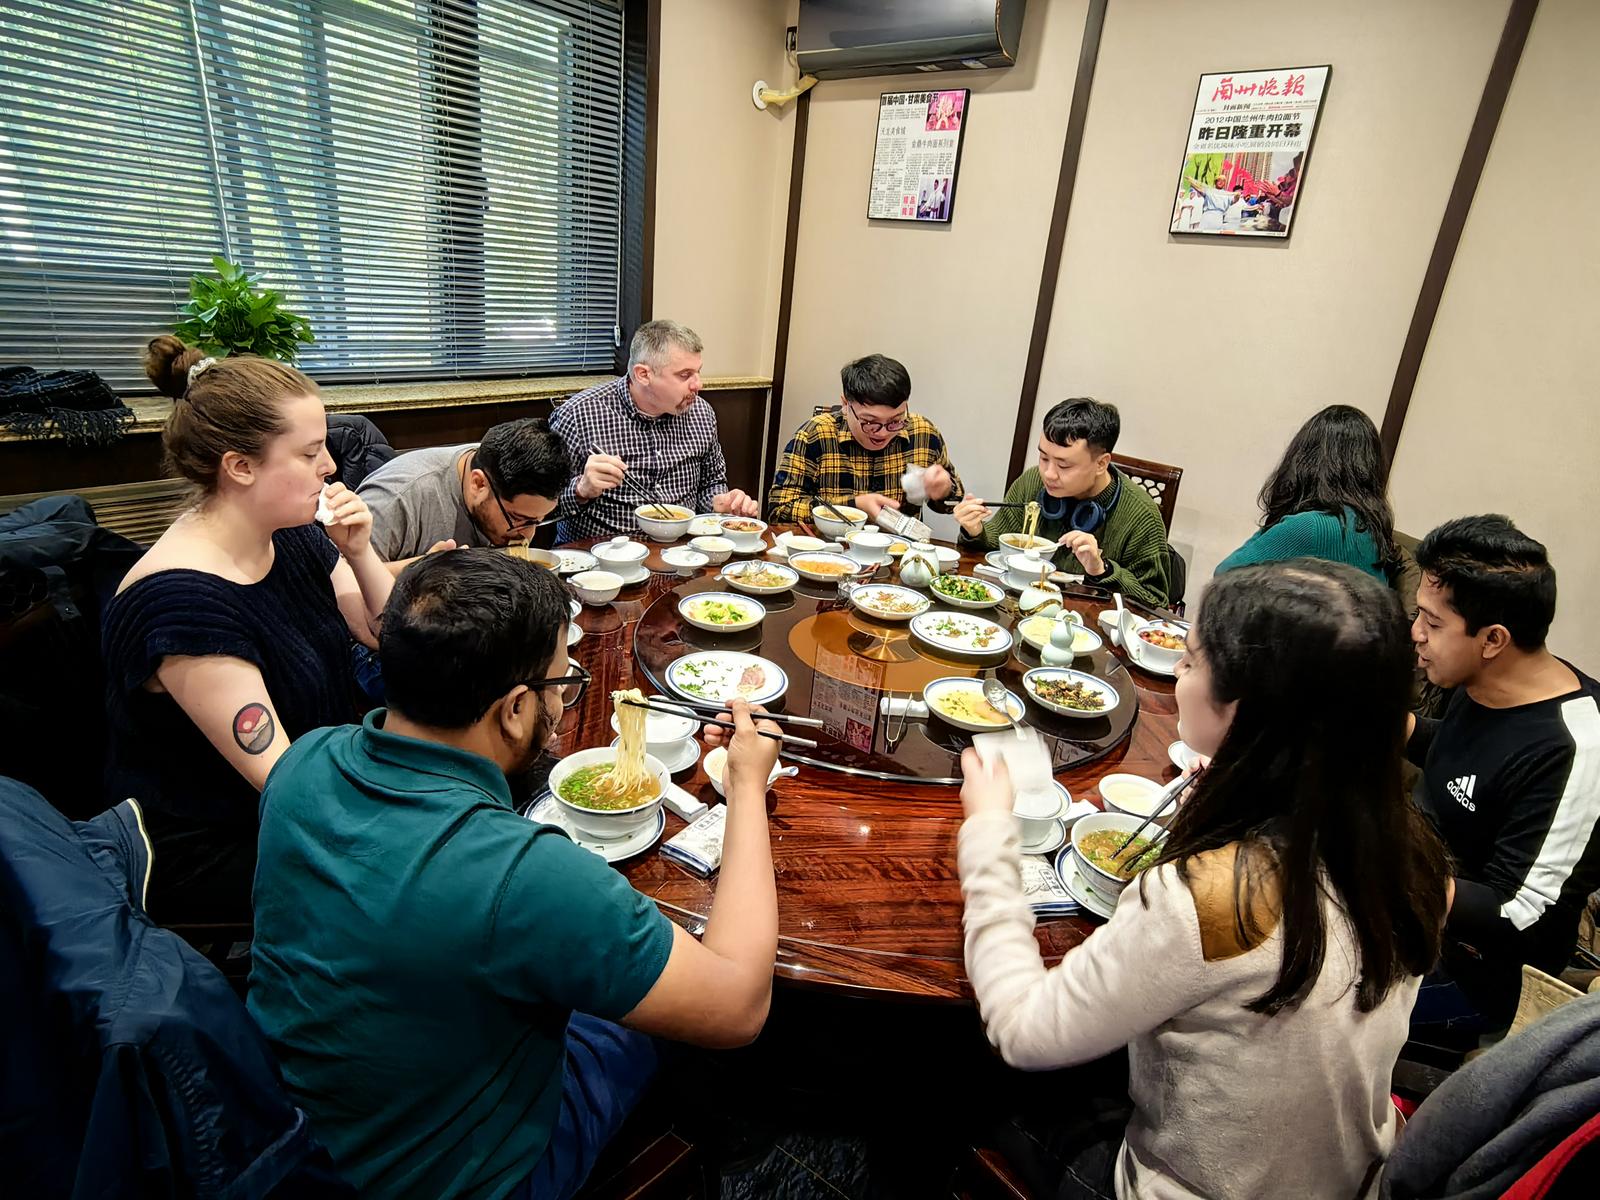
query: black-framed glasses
[
  {"left": 522, "top": 663, "right": 591, "bottom": 709},
  {"left": 483, "top": 469, "right": 542, "bottom": 534},
  {"left": 846, "top": 400, "right": 910, "bottom": 436}
]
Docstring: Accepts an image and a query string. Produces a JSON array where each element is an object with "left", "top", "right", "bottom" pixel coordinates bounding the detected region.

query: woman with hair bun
[{"left": 101, "top": 336, "right": 394, "bottom": 923}]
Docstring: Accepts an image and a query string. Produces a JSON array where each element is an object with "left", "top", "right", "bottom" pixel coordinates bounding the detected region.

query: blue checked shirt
[{"left": 548, "top": 376, "right": 731, "bottom": 543}]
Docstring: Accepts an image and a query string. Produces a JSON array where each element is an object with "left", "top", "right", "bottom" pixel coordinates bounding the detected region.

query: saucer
[
  {"left": 1053, "top": 846, "right": 1118, "bottom": 920},
  {"left": 1020, "top": 818, "right": 1067, "bottom": 857},
  {"left": 606, "top": 563, "right": 651, "bottom": 586},
  {"left": 567, "top": 621, "right": 583, "bottom": 647},
  {"left": 611, "top": 734, "right": 699, "bottom": 774},
  {"left": 527, "top": 795, "right": 666, "bottom": 864}
]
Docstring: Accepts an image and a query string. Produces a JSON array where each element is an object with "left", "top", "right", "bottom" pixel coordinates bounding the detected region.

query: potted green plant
[{"left": 172, "top": 255, "right": 315, "bottom": 362}]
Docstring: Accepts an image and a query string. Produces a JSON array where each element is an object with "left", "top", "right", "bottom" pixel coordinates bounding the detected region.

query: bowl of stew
[{"left": 1069, "top": 810, "right": 1163, "bottom": 896}]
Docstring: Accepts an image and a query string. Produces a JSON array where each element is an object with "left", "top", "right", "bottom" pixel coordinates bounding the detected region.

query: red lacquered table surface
[{"left": 552, "top": 530, "right": 1182, "bottom": 1004}]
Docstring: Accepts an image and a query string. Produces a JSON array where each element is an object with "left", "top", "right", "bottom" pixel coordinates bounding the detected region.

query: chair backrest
[{"left": 1112, "top": 453, "right": 1183, "bottom": 533}]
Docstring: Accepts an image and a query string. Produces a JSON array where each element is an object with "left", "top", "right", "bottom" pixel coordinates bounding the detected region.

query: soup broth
[
  {"left": 1077, "top": 830, "right": 1159, "bottom": 878},
  {"left": 559, "top": 763, "right": 657, "bottom": 810}
]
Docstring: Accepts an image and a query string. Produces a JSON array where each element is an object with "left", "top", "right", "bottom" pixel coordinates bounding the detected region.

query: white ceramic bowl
[
  {"left": 1132, "top": 621, "right": 1188, "bottom": 671},
  {"left": 1070, "top": 810, "right": 1161, "bottom": 895},
  {"left": 610, "top": 702, "right": 698, "bottom": 756},
  {"left": 688, "top": 535, "right": 735, "bottom": 564},
  {"left": 549, "top": 746, "right": 670, "bottom": 841},
  {"left": 634, "top": 504, "right": 694, "bottom": 541},
  {"left": 687, "top": 514, "right": 725, "bottom": 537},
  {"left": 720, "top": 561, "right": 799, "bottom": 596},
  {"left": 928, "top": 574, "right": 1005, "bottom": 611},
  {"left": 1018, "top": 615, "right": 1104, "bottom": 656},
  {"left": 788, "top": 552, "right": 862, "bottom": 583},
  {"left": 1004, "top": 551, "right": 1054, "bottom": 590},
  {"left": 717, "top": 516, "right": 768, "bottom": 552},
  {"left": 921, "top": 676, "right": 1024, "bottom": 732},
  {"left": 777, "top": 534, "right": 831, "bottom": 558},
  {"left": 849, "top": 584, "right": 932, "bottom": 623},
  {"left": 933, "top": 545, "right": 962, "bottom": 571},
  {"left": 846, "top": 530, "right": 894, "bottom": 566},
  {"left": 505, "top": 544, "right": 562, "bottom": 571},
  {"left": 569, "top": 569, "right": 623, "bottom": 605},
  {"left": 702, "top": 745, "right": 787, "bottom": 798},
  {"left": 1096, "top": 772, "right": 1166, "bottom": 818},
  {"left": 568, "top": 597, "right": 582, "bottom": 620},
  {"left": 998, "top": 532, "right": 1056, "bottom": 555},
  {"left": 677, "top": 591, "right": 766, "bottom": 633},
  {"left": 811, "top": 504, "right": 868, "bottom": 541},
  {"left": 592, "top": 537, "right": 649, "bottom": 572},
  {"left": 661, "top": 547, "right": 709, "bottom": 576}
]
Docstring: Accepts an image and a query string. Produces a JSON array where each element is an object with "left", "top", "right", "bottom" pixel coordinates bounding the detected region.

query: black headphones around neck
[{"left": 1038, "top": 471, "right": 1122, "bottom": 533}]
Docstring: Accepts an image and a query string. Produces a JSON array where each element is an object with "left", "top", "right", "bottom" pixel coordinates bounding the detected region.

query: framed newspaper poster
[
  {"left": 867, "top": 88, "right": 969, "bottom": 223},
  {"left": 1169, "top": 66, "right": 1330, "bottom": 239}
]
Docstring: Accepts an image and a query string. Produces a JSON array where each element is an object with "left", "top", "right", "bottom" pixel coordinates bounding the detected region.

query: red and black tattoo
[{"left": 233, "top": 703, "right": 276, "bottom": 755}]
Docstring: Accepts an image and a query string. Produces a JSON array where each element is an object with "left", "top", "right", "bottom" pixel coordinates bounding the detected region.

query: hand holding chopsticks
[
  {"left": 586, "top": 444, "right": 674, "bottom": 518},
  {"left": 622, "top": 697, "right": 820, "bottom": 748}
]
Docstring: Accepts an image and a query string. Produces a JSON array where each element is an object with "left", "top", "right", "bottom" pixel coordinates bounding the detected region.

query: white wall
[{"left": 1390, "top": 0, "right": 1600, "bottom": 669}]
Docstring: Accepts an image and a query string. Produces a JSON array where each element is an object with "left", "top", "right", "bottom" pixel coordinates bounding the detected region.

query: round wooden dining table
[{"left": 551, "top": 528, "right": 1183, "bottom": 1004}]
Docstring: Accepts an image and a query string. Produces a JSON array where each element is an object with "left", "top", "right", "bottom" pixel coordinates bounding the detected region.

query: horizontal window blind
[{"left": 0, "top": 0, "right": 625, "bottom": 392}]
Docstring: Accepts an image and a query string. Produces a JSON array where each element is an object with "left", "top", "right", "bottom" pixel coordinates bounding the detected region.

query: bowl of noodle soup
[{"left": 550, "top": 689, "right": 670, "bottom": 839}]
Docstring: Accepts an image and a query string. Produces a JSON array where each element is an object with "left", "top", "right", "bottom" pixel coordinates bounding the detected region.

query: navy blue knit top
[{"left": 101, "top": 524, "right": 360, "bottom": 917}]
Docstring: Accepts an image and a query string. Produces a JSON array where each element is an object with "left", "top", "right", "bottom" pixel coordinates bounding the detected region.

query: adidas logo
[{"left": 1447, "top": 774, "right": 1477, "bottom": 812}]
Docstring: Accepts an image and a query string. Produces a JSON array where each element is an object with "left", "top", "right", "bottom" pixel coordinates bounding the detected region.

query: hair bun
[{"left": 144, "top": 334, "right": 207, "bottom": 399}]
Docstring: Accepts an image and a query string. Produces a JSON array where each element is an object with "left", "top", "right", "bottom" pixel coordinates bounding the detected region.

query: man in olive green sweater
[{"left": 955, "top": 398, "right": 1172, "bottom": 608}]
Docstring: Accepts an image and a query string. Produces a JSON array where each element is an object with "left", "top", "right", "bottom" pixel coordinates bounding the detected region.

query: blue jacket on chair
[{"left": 0, "top": 778, "right": 352, "bottom": 1198}]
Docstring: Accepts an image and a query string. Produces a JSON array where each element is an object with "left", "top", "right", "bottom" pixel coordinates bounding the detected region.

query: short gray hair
[{"left": 628, "top": 319, "right": 703, "bottom": 372}]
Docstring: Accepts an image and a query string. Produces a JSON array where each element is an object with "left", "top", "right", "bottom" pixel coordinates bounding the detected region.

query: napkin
[
  {"left": 971, "top": 728, "right": 1057, "bottom": 816},
  {"left": 880, "top": 696, "right": 929, "bottom": 719},
  {"left": 314, "top": 485, "right": 335, "bottom": 526},
  {"left": 901, "top": 465, "right": 928, "bottom": 507},
  {"left": 661, "top": 805, "right": 726, "bottom": 877},
  {"left": 663, "top": 781, "right": 708, "bottom": 823},
  {"left": 1020, "top": 854, "right": 1081, "bottom": 917}
]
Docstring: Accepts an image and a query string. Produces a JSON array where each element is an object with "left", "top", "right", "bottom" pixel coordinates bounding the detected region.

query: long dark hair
[
  {"left": 1259, "top": 405, "right": 1397, "bottom": 568},
  {"left": 1148, "top": 560, "right": 1449, "bottom": 1014}
]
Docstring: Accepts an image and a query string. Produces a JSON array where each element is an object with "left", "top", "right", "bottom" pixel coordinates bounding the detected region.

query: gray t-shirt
[{"left": 357, "top": 443, "right": 481, "bottom": 561}]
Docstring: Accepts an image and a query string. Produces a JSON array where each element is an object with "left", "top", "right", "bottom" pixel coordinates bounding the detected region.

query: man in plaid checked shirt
[
  {"left": 767, "top": 354, "right": 963, "bottom": 525},
  {"left": 548, "top": 320, "right": 759, "bottom": 543}
]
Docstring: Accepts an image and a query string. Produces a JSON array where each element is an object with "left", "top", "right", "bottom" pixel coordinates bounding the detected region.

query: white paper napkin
[
  {"left": 971, "top": 728, "right": 1057, "bottom": 815},
  {"left": 662, "top": 781, "right": 707, "bottom": 823},
  {"left": 879, "top": 696, "right": 929, "bottom": 719}
]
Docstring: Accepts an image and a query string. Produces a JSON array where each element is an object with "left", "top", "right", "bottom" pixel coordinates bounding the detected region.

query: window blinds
[{"left": 0, "top": 0, "right": 625, "bottom": 392}]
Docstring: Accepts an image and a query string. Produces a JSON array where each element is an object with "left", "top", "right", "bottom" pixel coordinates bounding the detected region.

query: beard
[{"left": 506, "top": 703, "right": 559, "bottom": 807}]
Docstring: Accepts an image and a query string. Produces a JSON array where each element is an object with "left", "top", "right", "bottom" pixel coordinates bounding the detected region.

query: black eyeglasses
[
  {"left": 846, "top": 400, "right": 910, "bottom": 436},
  {"left": 522, "top": 662, "right": 591, "bottom": 709},
  {"left": 483, "top": 469, "right": 542, "bottom": 534}
]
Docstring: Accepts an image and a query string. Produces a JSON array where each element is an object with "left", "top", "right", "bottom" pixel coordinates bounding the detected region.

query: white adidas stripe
[{"left": 1501, "top": 696, "right": 1600, "bottom": 932}]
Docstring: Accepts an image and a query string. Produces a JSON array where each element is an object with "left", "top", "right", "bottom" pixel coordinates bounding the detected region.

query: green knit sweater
[
  {"left": 959, "top": 466, "right": 1172, "bottom": 607},
  {"left": 1215, "top": 508, "right": 1386, "bottom": 582}
]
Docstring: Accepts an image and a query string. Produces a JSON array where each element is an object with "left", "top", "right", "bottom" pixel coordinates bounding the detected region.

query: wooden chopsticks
[{"left": 621, "top": 698, "right": 819, "bottom": 748}]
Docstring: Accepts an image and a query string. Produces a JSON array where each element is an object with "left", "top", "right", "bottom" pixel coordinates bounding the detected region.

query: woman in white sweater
[{"left": 958, "top": 560, "right": 1452, "bottom": 1200}]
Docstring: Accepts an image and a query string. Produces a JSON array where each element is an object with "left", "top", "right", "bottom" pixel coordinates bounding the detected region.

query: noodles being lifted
[
  {"left": 1021, "top": 500, "right": 1042, "bottom": 544},
  {"left": 604, "top": 688, "right": 652, "bottom": 798}
]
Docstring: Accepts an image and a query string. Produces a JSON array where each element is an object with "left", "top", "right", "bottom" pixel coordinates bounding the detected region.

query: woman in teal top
[{"left": 1217, "top": 405, "right": 1396, "bottom": 583}]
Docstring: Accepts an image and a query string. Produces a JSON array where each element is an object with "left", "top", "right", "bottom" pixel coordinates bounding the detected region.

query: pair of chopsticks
[
  {"left": 812, "top": 497, "right": 860, "bottom": 525},
  {"left": 621, "top": 697, "right": 821, "bottom": 748},
  {"left": 951, "top": 494, "right": 1030, "bottom": 510},
  {"left": 1112, "top": 771, "right": 1199, "bottom": 862},
  {"left": 590, "top": 443, "right": 675, "bottom": 519}
]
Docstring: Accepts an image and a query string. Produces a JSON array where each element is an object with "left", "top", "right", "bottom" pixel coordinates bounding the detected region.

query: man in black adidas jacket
[{"left": 1407, "top": 515, "right": 1600, "bottom": 1029}]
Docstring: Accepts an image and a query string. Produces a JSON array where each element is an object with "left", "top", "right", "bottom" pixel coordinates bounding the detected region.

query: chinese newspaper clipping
[{"left": 868, "top": 89, "right": 969, "bottom": 223}]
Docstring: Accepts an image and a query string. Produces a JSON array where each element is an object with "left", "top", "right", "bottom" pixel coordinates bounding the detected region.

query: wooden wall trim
[
  {"left": 1379, "top": 0, "right": 1540, "bottom": 463},
  {"left": 619, "top": 0, "right": 660, "bottom": 367},
  {"left": 762, "top": 89, "right": 812, "bottom": 502},
  {"left": 1007, "top": 0, "right": 1109, "bottom": 482}
]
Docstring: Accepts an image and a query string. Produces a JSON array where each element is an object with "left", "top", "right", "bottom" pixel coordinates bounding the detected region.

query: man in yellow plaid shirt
[{"left": 767, "top": 354, "right": 964, "bottom": 525}]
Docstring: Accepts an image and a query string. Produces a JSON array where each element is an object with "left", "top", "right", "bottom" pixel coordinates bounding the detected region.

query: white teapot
[{"left": 898, "top": 541, "right": 939, "bottom": 589}]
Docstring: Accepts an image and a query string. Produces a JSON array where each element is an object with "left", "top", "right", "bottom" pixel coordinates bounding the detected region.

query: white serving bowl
[
  {"left": 1003, "top": 551, "right": 1054, "bottom": 590},
  {"left": 677, "top": 591, "right": 766, "bottom": 633},
  {"left": 610, "top": 701, "right": 698, "bottom": 757},
  {"left": 1021, "top": 667, "right": 1120, "bottom": 719},
  {"left": 717, "top": 516, "right": 769, "bottom": 552},
  {"left": 1132, "top": 620, "right": 1188, "bottom": 671},
  {"left": 845, "top": 530, "right": 894, "bottom": 566},
  {"left": 1096, "top": 772, "right": 1166, "bottom": 818},
  {"left": 849, "top": 584, "right": 932, "bottom": 623},
  {"left": 811, "top": 504, "right": 867, "bottom": 541},
  {"left": 788, "top": 552, "right": 862, "bottom": 583},
  {"left": 549, "top": 746, "right": 670, "bottom": 841},
  {"left": 687, "top": 514, "right": 725, "bottom": 537},
  {"left": 592, "top": 536, "right": 649, "bottom": 572},
  {"left": 634, "top": 504, "right": 694, "bottom": 541},
  {"left": 661, "top": 547, "right": 709, "bottom": 577},
  {"left": 921, "top": 676, "right": 1023, "bottom": 732},
  {"left": 1018, "top": 615, "right": 1103, "bottom": 656},
  {"left": 775, "top": 533, "right": 830, "bottom": 558},
  {"left": 1070, "top": 810, "right": 1160, "bottom": 896},
  {"left": 933, "top": 545, "right": 961, "bottom": 571},
  {"left": 569, "top": 570, "right": 623, "bottom": 605},
  {"left": 719, "top": 560, "right": 800, "bottom": 596},
  {"left": 688, "top": 535, "right": 735, "bottom": 564},
  {"left": 702, "top": 745, "right": 787, "bottom": 798},
  {"left": 998, "top": 532, "right": 1056, "bottom": 555}
]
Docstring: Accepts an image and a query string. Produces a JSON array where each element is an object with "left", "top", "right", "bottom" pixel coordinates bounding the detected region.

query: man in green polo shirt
[
  {"left": 954, "top": 397, "right": 1173, "bottom": 608},
  {"left": 248, "top": 550, "right": 782, "bottom": 1199}
]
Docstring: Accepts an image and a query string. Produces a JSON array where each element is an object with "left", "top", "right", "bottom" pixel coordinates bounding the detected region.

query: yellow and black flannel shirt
[{"left": 766, "top": 408, "right": 963, "bottom": 523}]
